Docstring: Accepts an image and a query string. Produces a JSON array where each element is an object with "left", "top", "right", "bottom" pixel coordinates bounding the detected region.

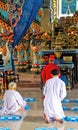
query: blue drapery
[{"left": 13, "top": 0, "right": 43, "bottom": 48}]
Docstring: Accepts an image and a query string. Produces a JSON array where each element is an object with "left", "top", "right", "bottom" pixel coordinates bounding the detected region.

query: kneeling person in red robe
[{"left": 41, "top": 54, "right": 60, "bottom": 84}]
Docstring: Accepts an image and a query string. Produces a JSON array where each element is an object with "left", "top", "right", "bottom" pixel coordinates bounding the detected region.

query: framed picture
[{"left": 57, "top": 0, "right": 77, "bottom": 18}]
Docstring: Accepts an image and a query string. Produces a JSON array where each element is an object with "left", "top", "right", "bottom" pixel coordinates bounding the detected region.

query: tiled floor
[{"left": 0, "top": 73, "right": 78, "bottom": 130}]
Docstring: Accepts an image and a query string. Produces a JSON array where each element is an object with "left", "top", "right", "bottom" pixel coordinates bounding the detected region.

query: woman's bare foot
[
  {"left": 43, "top": 113, "right": 50, "bottom": 123},
  {"left": 54, "top": 117, "right": 63, "bottom": 124},
  {"left": 18, "top": 107, "right": 24, "bottom": 112}
]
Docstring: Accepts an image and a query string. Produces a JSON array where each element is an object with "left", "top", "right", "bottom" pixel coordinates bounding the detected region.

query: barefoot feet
[
  {"left": 43, "top": 113, "right": 50, "bottom": 123},
  {"left": 54, "top": 117, "right": 63, "bottom": 124}
]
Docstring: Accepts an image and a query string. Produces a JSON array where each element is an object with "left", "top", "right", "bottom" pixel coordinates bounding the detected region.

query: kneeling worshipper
[
  {"left": 43, "top": 69, "right": 67, "bottom": 124},
  {"left": 0, "top": 82, "right": 27, "bottom": 115}
]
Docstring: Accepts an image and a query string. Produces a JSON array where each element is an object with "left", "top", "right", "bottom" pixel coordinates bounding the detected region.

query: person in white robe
[
  {"left": 0, "top": 82, "right": 27, "bottom": 115},
  {"left": 43, "top": 69, "right": 67, "bottom": 124}
]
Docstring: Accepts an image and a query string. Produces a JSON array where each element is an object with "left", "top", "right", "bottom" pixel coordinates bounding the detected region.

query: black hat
[{"left": 51, "top": 69, "right": 59, "bottom": 75}]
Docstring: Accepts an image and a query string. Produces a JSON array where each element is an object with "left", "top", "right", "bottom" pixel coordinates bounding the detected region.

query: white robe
[
  {"left": 43, "top": 76, "right": 67, "bottom": 119},
  {"left": 0, "top": 90, "right": 26, "bottom": 115}
]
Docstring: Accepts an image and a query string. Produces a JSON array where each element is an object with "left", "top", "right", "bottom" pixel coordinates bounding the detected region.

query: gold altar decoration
[
  {"left": 30, "top": 44, "right": 40, "bottom": 73},
  {"left": 54, "top": 51, "right": 62, "bottom": 59}
]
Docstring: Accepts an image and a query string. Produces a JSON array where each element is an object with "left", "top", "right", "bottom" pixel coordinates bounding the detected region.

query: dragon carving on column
[
  {"left": 3, "top": 41, "right": 11, "bottom": 66},
  {"left": 0, "top": 0, "right": 24, "bottom": 66}
]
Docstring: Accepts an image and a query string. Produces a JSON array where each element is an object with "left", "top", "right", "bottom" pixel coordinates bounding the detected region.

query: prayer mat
[
  {"left": 24, "top": 105, "right": 30, "bottom": 110},
  {"left": 70, "top": 106, "right": 78, "bottom": 112},
  {"left": 74, "top": 99, "right": 78, "bottom": 103},
  {"left": 66, "top": 128, "right": 74, "bottom": 130},
  {"left": 64, "top": 116, "right": 78, "bottom": 122},
  {"left": 23, "top": 98, "right": 36, "bottom": 102},
  {"left": 0, "top": 127, "right": 10, "bottom": 130},
  {"left": 0, "top": 106, "right": 3, "bottom": 109},
  {"left": 62, "top": 99, "right": 72, "bottom": 103},
  {"left": 0, "top": 115, "right": 22, "bottom": 121},
  {"left": 0, "top": 100, "right": 4, "bottom": 103},
  {"left": 63, "top": 106, "right": 69, "bottom": 111},
  {"left": 34, "top": 128, "right": 58, "bottom": 130},
  {"left": 0, "top": 105, "right": 30, "bottom": 111},
  {"left": 35, "top": 128, "right": 76, "bottom": 130},
  {"left": 0, "top": 98, "right": 36, "bottom": 103}
]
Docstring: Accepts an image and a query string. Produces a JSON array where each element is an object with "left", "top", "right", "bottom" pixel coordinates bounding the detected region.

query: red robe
[{"left": 41, "top": 63, "right": 60, "bottom": 84}]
